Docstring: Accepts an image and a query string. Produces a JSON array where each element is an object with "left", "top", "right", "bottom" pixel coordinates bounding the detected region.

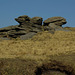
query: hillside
[
  {"left": 0, "top": 31, "right": 75, "bottom": 75},
  {"left": 0, "top": 31, "right": 75, "bottom": 58},
  {"left": 0, "top": 15, "right": 75, "bottom": 75}
]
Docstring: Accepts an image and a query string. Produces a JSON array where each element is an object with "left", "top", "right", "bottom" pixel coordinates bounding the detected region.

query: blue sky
[{"left": 0, "top": 0, "right": 75, "bottom": 28}]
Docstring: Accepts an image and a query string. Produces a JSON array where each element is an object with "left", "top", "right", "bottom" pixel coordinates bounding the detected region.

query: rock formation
[
  {"left": 0, "top": 15, "right": 43, "bottom": 39},
  {"left": 43, "top": 17, "right": 70, "bottom": 32},
  {"left": 0, "top": 15, "right": 70, "bottom": 40},
  {"left": 15, "top": 15, "right": 31, "bottom": 25},
  {"left": 43, "top": 17, "right": 67, "bottom": 26}
]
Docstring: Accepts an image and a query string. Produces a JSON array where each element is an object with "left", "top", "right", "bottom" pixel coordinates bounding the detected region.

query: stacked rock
[
  {"left": 43, "top": 17, "right": 67, "bottom": 26},
  {"left": 15, "top": 15, "right": 31, "bottom": 25},
  {"left": 43, "top": 17, "right": 69, "bottom": 31},
  {"left": 0, "top": 15, "right": 70, "bottom": 40},
  {"left": 0, "top": 15, "right": 43, "bottom": 39}
]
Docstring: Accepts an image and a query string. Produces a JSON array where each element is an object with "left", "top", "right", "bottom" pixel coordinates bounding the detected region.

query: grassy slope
[{"left": 0, "top": 31, "right": 75, "bottom": 75}]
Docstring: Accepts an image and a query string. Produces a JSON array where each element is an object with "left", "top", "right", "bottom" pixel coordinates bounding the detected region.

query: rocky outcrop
[
  {"left": 0, "top": 15, "right": 43, "bottom": 39},
  {"left": 43, "top": 17, "right": 69, "bottom": 32},
  {"left": 43, "top": 17, "right": 67, "bottom": 26},
  {"left": 0, "top": 15, "right": 70, "bottom": 40}
]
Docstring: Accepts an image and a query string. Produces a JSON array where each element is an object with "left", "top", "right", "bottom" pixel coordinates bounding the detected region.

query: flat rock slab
[
  {"left": 20, "top": 32, "right": 37, "bottom": 40},
  {"left": 49, "top": 23, "right": 71, "bottom": 32}
]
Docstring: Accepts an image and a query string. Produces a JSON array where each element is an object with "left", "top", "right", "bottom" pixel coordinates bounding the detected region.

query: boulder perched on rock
[
  {"left": 15, "top": 15, "right": 31, "bottom": 25},
  {"left": 43, "top": 17, "right": 67, "bottom": 26},
  {"left": 31, "top": 17, "right": 43, "bottom": 25}
]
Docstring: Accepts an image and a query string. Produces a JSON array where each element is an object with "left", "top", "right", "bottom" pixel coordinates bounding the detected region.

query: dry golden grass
[{"left": 0, "top": 31, "right": 75, "bottom": 61}]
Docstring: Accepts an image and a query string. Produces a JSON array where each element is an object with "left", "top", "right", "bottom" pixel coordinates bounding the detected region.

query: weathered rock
[
  {"left": 43, "top": 17, "right": 67, "bottom": 26},
  {"left": 0, "top": 25, "right": 27, "bottom": 38},
  {"left": 0, "top": 25, "right": 19, "bottom": 32},
  {"left": 31, "top": 28, "right": 42, "bottom": 33},
  {"left": 49, "top": 23, "right": 63, "bottom": 29},
  {"left": 42, "top": 25, "right": 55, "bottom": 34},
  {"left": 20, "top": 32, "right": 37, "bottom": 40},
  {"left": 15, "top": 15, "right": 31, "bottom": 25},
  {"left": 49, "top": 23, "right": 70, "bottom": 31},
  {"left": 8, "top": 30, "right": 27, "bottom": 38},
  {"left": 0, "top": 32, "right": 8, "bottom": 37},
  {"left": 31, "top": 17, "right": 43, "bottom": 25},
  {"left": 0, "top": 15, "right": 70, "bottom": 40}
]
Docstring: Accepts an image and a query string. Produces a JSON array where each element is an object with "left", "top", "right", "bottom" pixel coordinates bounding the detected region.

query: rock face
[
  {"left": 43, "top": 17, "right": 67, "bottom": 26},
  {"left": 0, "top": 15, "right": 70, "bottom": 40}
]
